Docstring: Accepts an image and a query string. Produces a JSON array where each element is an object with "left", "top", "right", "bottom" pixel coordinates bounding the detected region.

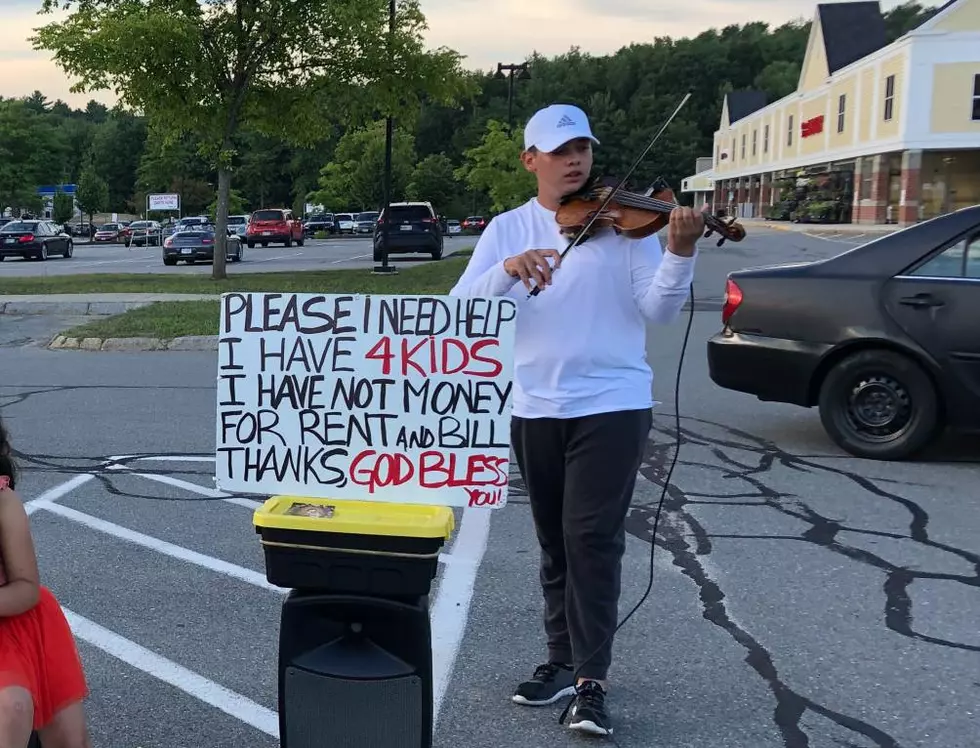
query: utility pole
[
  {"left": 493, "top": 62, "right": 531, "bottom": 130},
  {"left": 373, "top": 0, "right": 398, "bottom": 275}
]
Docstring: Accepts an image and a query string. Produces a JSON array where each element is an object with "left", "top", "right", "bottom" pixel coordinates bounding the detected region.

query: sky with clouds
[{"left": 0, "top": 0, "right": 938, "bottom": 108}]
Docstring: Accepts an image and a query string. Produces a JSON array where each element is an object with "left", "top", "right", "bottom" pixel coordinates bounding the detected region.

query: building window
[
  {"left": 787, "top": 115, "right": 794, "bottom": 146},
  {"left": 764, "top": 124, "right": 769, "bottom": 153},
  {"left": 732, "top": 138, "right": 736, "bottom": 161},
  {"left": 752, "top": 129, "right": 757, "bottom": 156},
  {"left": 741, "top": 134, "right": 746, "bottom": 159},
  {"left": 837, "top": 94, "right": 846, "bottom": 133},
  {"left": 973, "top": 74, "right": 980, "bottom": 121},
  {"left": 884, "top": 75, "right": 895, "bottom": 121}
]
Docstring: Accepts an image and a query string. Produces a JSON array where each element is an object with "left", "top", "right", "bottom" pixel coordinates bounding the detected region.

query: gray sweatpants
[{"left": 511, "top": 408, "right": 652, "bottom": 680}]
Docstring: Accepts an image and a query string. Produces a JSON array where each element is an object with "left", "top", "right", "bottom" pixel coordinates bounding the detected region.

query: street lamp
[
  {"left": 493, "top": 62, "right": 531, "bottom": 129},
  {"left": 374, "top": 0, "right": 398, "bottom": 275}
]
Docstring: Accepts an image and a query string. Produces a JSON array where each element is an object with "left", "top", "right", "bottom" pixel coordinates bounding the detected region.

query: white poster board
[
  {"left": 148, "top": 193, "right": 180, "bottom": 211},
  {"left": 215, "top": 292, "right": 518, "bottom": 509}
]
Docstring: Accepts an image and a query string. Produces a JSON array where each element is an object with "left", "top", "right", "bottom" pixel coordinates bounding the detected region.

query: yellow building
[{"left": 685, "top": 0, "right": 980, "bottom": 226}]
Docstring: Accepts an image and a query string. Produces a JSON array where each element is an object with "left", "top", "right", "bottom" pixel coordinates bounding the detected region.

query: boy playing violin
[{"left": 449, "top": 103, "right": 705, "bottom": 737}]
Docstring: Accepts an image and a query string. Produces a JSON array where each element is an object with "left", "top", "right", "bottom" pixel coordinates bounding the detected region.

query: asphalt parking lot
[
  {"left": 0, "top": 234, "right": 474, "bottom": 276},
  {"left": 2, "top": 227, "right": 977, "bottom": 748}
]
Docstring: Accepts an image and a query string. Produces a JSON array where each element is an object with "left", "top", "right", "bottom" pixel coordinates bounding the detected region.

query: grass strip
[
  {"left": 58, "top": 251, "right": 476, "bottom": 340},
  {"left": 6, "top": 249, "right": 473, "bottom": 296}
]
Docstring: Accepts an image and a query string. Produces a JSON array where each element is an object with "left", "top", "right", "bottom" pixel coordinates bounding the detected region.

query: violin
[
  {"left": 555, "top": 175, "right": 746, "bottom": 247},
  {"left": 527, "top": 92, "right": 745, "bottom": 298}
]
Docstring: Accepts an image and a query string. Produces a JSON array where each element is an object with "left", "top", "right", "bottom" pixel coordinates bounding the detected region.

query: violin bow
[{"left": 528, "top": 91, "right": 693, "bottom": 298}]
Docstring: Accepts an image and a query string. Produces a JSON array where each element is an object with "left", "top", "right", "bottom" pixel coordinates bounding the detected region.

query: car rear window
[
  {"left": 387, "top": 206, "right": 431, "bottom": 221},
  {"left": 252, "top": 210, "right": 285, "bottom": 221}
]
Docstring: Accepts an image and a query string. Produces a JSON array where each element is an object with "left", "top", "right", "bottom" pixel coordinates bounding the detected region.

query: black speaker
[{"left": 277, "top": 590, "right": 433, "bottom": 748}]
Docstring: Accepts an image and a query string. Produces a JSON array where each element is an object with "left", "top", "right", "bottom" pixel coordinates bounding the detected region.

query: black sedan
[
  {"left": 162, "top": 226, "right": 243, "bottom": 266},
  {"left": 0, "top": 220, "right": 74, "bottom": 261},
  {"left": 707, "top": 205, "right": 980, "bottom": 461}
]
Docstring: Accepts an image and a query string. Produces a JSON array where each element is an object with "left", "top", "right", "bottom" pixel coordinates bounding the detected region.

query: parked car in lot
[
  {"left": 125, "top": 220, "right": 163, "bottom": 247},
  {"left": 0, "top": 220, "right": 73, "bottom": 261},
  {"left": 303, "top": 213, "right": 336, "bottom": 236},
  {"left": 245, "top": 208, "right": 304, "bottom": 247},
  {"left": 93, "top": 222, "right": 129, "bottom": 243},
  {"left": 227, "top": 214, "right": 250, "bottom": 238},
  {"left": 373, "top": 201, "right": 444, "bottom": 261},
  {"left": 163, "top": 226, "right": 243, "bottom": 265},
  {"left": 335, "top": 213, "right": 355, "bottom": 234},
  {"left": 462, "top": 215, "right": 486, "bottom": 232},
  {"left": 446, "top": 219, "right": 462, "bottom": 234},
  {"left": 355, "top": 211, "right": 379, "bottom": 235},
  {"left": 706, "top": 205, "right": 980, "bottom": 461}
]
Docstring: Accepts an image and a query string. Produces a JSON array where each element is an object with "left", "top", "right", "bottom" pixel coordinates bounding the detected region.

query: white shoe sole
[
  {"left": 568, "top": 719, "right": 612, "bottom": 736},
  {"left": 511, "top": 685, "right": 576, "bottom": 706}
]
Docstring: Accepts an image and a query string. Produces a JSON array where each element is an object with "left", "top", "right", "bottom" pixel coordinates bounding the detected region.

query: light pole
[
  {"left": 374, "top": 0, "right": 398, "bottom": 275},
  {"left": 493, "top": 62, "right": 531, "bottom": 129}
]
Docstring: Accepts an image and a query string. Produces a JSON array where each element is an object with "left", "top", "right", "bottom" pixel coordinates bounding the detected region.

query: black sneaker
[
  {"left": 561, "top": 680, "right": 613, "bottom": 736},
  {"left": 511, "top": 662, "right": 576, "bottom": 706}
]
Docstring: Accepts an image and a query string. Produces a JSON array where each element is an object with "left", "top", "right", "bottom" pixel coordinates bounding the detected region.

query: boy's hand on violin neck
[
  {"left": 504, "top": 249, "right": 562, "bottom": 292},
  {"left": 666, "top": 205, "right": 708, "bottom": 257}
]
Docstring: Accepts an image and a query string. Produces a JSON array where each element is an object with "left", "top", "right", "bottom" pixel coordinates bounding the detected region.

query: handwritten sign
[{"left": 214, "top": 292, "right": 518, "bottom": 509}]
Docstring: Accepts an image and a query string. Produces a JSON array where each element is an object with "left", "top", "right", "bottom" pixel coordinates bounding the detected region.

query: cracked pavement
[{"left": 2, "top": 229, "right": 978, "bottom": 748}]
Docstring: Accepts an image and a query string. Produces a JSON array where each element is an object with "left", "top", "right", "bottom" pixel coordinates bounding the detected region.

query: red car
[
  {"left": 245, "top": 209, "right": 304, "bottom": 247},
  {"left": 462, "top": 216, "right": 486, "bottom": 232}
]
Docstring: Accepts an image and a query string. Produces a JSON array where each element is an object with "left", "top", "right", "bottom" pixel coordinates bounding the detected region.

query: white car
[
  {"left": 227, "top": 214, "right": 249, "bottom": 237},
  {"left": 336, "top": 213, "right": 355, "bottom": 234}
]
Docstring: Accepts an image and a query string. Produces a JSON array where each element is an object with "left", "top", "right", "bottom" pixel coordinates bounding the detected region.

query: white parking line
[
  {"left": 430, "top": 507, "right": 492, "bottom": 724},
  {"left": 24, "top": 473, "right": 95, "bottom": 516},
  {"left": 135, "top": 472, "right": 264, "bottom": 510},
  {"left": 32, "top": 499, "right": 283, "bottom": 593},
  {"left": 64, "top": 608, "right": 280, "bottom": 738},
  {"left": 330, "top": 253, "right": 372, "bottom": 264}
]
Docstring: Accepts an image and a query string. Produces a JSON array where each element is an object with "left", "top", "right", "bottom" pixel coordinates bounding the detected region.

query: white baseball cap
[{"left": 523, "top": 104, "right": 600, "bottom": 153}]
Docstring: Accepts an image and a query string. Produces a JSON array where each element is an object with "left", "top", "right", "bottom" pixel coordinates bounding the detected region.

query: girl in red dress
[{"left": 0, "top": 417, "right": 91, "bottom": 747}]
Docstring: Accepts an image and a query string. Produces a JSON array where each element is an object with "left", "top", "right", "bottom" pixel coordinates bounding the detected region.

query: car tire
[
  {"left": 247, "top": 241, "right": 255, "bottom": 249},
  {"left": 64, "top": 241, "right": 73, "bottom": 258},
  {"left": 817, "top": 349, "right": 941, "bottom": 461}
]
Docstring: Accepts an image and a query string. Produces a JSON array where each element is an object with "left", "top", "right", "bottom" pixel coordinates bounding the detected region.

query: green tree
[
  {"left": 455, "top": 120, "right": 535, "bottom": 214},
  {"left": 208, "top": 189, "right": 246, "bottom": 220},
  {"left": 407, "top": 154, "right": 458, "bottom": 215},
  {"left": 87, "top": 111, "right": 148, "bottom": 212},
  {"left": 309, "top": 122, "right": 416, "bottom": 212},
  {"left": 33, "top": 0, "right": 469, "bottom": 280},
  {"left": 52, "top": 189, "right": 75, "bottom": 225},
  {"left": 75, "top": 163, "right": 109, "bottom": 226},
  {"left": 0, "top": 99, "right": 67, "bottom": 216}
]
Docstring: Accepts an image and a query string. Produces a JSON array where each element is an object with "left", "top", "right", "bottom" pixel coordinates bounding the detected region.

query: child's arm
[{"left": 0, "top": 488, "right": 41, "bottom": 617}]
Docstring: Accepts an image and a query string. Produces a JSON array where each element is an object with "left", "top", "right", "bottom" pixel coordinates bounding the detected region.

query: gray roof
[
  {"left": 725, "top": 90, "right": 769, "bottom": 123},
  {"left": 817, "top": 2, "right": 887, "bottom": 73}
]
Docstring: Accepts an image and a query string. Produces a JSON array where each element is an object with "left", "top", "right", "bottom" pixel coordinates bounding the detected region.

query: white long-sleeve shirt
[{"left": 449, "top": 197, "right": 696, "bottom": 419}]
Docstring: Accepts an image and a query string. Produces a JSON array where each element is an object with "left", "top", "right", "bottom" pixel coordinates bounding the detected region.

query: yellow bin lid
[{"left": 253, "top": 496, "right": 455, "bottom": 540}]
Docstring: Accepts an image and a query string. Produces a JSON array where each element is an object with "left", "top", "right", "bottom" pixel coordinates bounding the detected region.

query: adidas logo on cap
[{"left": 523, "top": 103, "right": 600, "bottom": 153}]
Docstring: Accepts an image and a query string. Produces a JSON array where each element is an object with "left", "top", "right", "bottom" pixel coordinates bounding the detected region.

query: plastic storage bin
[{"left": 253, "top": 496, "right": 455, "bottom": 597}]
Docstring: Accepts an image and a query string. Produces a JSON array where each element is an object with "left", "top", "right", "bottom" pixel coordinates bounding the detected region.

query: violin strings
[{"left": 601, "top": 190, "right": 729, "bottom": 231}]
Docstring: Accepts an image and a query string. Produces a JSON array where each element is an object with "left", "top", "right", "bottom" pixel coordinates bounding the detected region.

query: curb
[
  {"left": 0, "top": 301, "right": 154, "bottom": 316},
  {"left": 47, "top": 335, "right": 218, "bottom": 352}
]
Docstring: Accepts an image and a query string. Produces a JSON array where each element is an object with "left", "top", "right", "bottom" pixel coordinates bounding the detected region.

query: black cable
[{"left": 558, "top": 278, "right": 695, "bottom": 740}]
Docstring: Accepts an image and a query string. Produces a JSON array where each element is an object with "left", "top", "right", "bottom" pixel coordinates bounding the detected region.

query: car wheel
[
  {"left": 247, "top": 241, "right": 255, "bottom": 249},
  {"left": 817, "top": 349, "right": 941, "bottom": 461},
  {"left": 64, "top": 241, "right": 73, "bottom": 258},
  {"left": 163, "top": 257, "right": 177, "bottom": 266},
  {"left": 37, "top": 244, "right": 48, "bottom": 261}
]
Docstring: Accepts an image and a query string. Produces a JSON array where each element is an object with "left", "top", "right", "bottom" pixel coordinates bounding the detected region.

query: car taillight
[
  {"left": 18, "top": 234, "right": 34, "bottom": 243},
  {"left": 203, "top": 238, "right": 214, "bottom": 244},
  {"left": 721, "top": 278, "right": 743, "bottom": 326},
  {"left": 164, "top": 238, "right": 173, "bottom": 248}
]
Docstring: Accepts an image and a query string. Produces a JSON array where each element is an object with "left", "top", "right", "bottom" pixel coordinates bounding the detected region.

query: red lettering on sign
[
  {"left": 465, "top": 487, "right": 503, "bottom": 507},
  {"left": 347, "top": 450, "right": 509, "bottom": 494},
  {"left": 363, "top": 336, "right": 503, "bottom": 378}
]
